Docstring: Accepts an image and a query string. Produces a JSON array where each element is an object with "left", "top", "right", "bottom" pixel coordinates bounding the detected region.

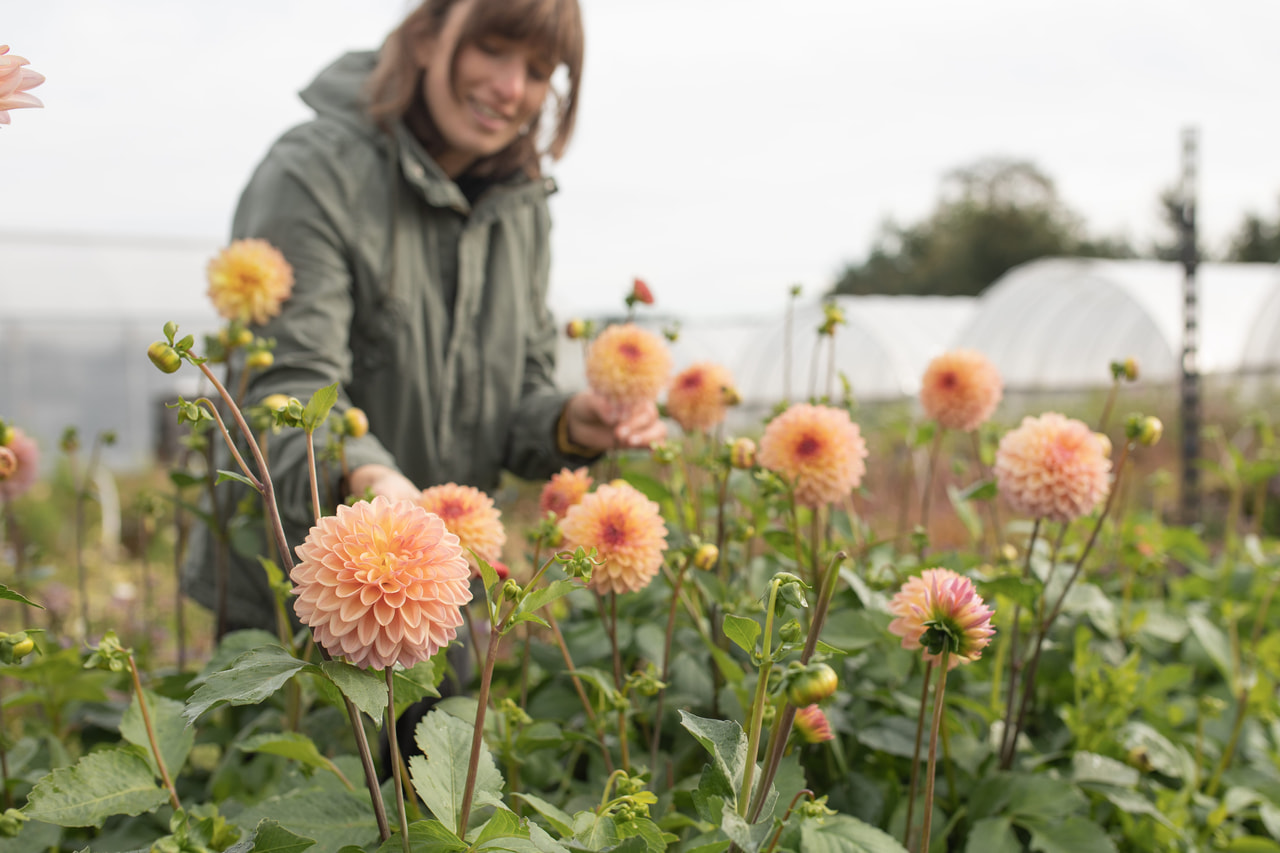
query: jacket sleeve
[
  {"left": 231, "top": 139, "right": 399, "bottom": 535},
  {"left": 501, "top": 196, "right": 599, "bottom": 480}
]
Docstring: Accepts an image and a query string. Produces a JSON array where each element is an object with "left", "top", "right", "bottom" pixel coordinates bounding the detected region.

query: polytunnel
[
  {"left": 951, "top": 258, "right": 1280, "bottom": 390},
  {"left": 1242, "top": 274, "right": 1280, "bottom": 372}
]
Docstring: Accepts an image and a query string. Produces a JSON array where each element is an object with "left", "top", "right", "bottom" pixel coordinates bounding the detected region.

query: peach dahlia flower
[
  {"left": 584, "top": 323, "right": 672, "bottom": 415},
  {"left": 560, "top": 482, "right": 668, "bottom": 595},
  {"left": 0, "top": 46, "right": 44, "bottom": 126},
  {"left": 757, "top": 403, "right": 868, "bottom": 508},
  {"left": 995, "top": 412, "right": 1110, "bottom": 522},
  {"left": 919, "top": 349, "right": 1003, "bottom": 432},
  {"left": 291, "top": 496, "right": 472, "bottom": 670},
  {"left": 666, "top": 362, "right": 737, "bottom": 434},
  {"left": 539, "top": 467, "right": 593, "bottom": 520},
  {"left": 207, "top": 239, "right": 295, "bottom": 326},
  {"left": 888, "top": 568, "right": 995, "bottom": 669},
  {"left": 0, "top": 428, "right": 39, "bottom": 500},
  {"left": 417, "top": 483, "right": 506, "bottom": 574}
]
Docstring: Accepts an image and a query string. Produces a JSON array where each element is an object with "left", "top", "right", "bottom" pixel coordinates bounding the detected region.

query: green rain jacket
[{"left": 185, "top": 52, "right": 593, "bottom": 631}]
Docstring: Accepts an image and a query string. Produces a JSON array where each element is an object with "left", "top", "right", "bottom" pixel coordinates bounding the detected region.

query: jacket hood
[{"left": 299, "top": 51, "right": 380, "bottom": 138}]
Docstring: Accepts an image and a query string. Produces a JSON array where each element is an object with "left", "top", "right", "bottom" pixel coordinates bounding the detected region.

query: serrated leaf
[
  {"left": 514, "top": 793, "right": 574, "bottom": 837},
  {"left": 680, "top": 711, "right": 749, "bottom": 798},
  {"left": 189, "top": 630, "right": 284, "bottom": 686},
  {"left": 393, "top": 658, "right": 442, "bottom": 715},
  {"left": 517, "top": 579, "right": 584, "bottom": 622},
  {"left": 977, "top": 576, "right": 1042, "bottom": 611},
  {"left": 617, "top": 817, "right": 672, "bottom": 853},
  {"left": 120, "top": 689, "right": 195, "bottom": 781},
  {"left": 797, "top": 815, "right": 908, "bottom": 852},
  {"left": 721, "top": 811, "right": 772, "bottom": 853},
  {"left": 722, "top": 614, "right": 761, "bottom": 656},
  {"left": 185, "top": 645, "right": 317, "bottom": 724},
  {"left": 373, "top": 821, "right": 466, "bottom": 853},
  {"left": 572, "top": 812, "right": 619, "bottom": 848},
  {"left": 1188, "top": 611, "right": 1235, "bottom": 683},
  {"left": 410, "top": 709, "right": 503, "bottom": 832},
  {"left": 1026, "top": 816, "right": 1117, "bottom": 853},
  {"left": 0, "top": 583, "right": 44, "bottom": 609},
  {"left": 301, "top": 383, "right": 340, "bottom": 433},
  {"left": 238, "top": 732, "right": 348, "bottom": 786},
  {"left": 24, "top": 748, "right": 169, "bottom": 827},
  {"left": 225, "top": 819, "right": 317, "bottom": 853},
  {"left": 319, "top": 660, "right": 388, "bottom": 725},
  {"left": 216, "top": 469, "right": 260, "bottom": 490},
  {"left": 233, "top": 789, "right": 379, "bottom": 852},
  {"left": 964, "top": 817, "right": 1021, "bottom": 853},
  {"left": 1071, "top": 751, "right": 1139, "bottom": 788}
]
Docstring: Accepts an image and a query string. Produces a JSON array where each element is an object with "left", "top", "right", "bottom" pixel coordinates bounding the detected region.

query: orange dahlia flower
[
  {"left": 995, "top": 412, "right": 1110, "bottom": 522},
  {"left": 417, "top": 483, "right": 506, "bottom": 574},
  {"left": 919, "top": 349, "right": 1003, "bottom": 432},
  {"left": 0, "top": 428, "right": 39, "bottom": 500},
  {"left": 888, "top": 568, "right": 995, "bottom": 669},
  {"left": 207, "top": 239, "right": 295, "bottom": 326},
  {"left": 0, "top": 46, "right": 44, "bottom": 126},
  {"left": 291, "top": 496, "right": 472, "bottom": 670},
  {"left": 539, "top": 467, "right": 593, "bottom": 520},
  {"left": 757, "top": 403, "right": 868, "bottom": 508},
  {"left": 794, "top": 705, "right": 834, "bottom": 743},
  {"left": 560, "top": 482, "right": 668, "bottom": 595},
  {"left": 666, "top": 362, "right": 737, "bottom": 434},
  {"left": 584, "top": 323, "right": 672, "bottom": 415}
]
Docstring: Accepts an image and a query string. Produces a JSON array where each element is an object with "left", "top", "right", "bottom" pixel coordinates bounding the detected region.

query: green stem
[
  {"left": 305, "top": 431, "right": 322, "bottom": 522},
  {"left": 998, "top": 517, "right": 1041, "bottom": 769},
  {"left": 903, "top": 661, "right": 934, "bottom": 849},
  {"left": 1097, "top": 378, "right": 1120, "bottom": 434},
  {"left": 128, "top": 655, "right": 181, "bottom": 812},
  {"left": 547, "top": 611, "right": 613, "bottom": 773},
  {"left": 738, "top": 579, "right": 782, "bottom": 816},
  {"left": 385, "top": 669, "right": 410, "bottom": 853},
  {"left": 918, "top": 428, "right": 945, "bottom": 559},
  {"left": 606, "top": 593, "right": 631, "bottom": 773},
  {"left": 651, "top": 560, "right": 689, "bottom": 775},
  {"left": 458, "top": 601, "right": 512, "bottom": 835},
  {"left": 919, "top": 651, "right": 950, "bottom": 853}
]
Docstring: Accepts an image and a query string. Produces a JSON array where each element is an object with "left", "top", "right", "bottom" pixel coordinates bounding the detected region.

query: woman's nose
[{"left": 492, "top": 57, "right": 526, "bottom": 103}]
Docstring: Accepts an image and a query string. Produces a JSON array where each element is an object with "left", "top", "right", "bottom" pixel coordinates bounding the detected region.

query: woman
[{"left": 187, "top": 0, "right": 663, "bottom": 634}]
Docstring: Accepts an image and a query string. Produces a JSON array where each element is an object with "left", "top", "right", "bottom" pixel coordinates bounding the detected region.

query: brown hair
[{"left": 366, "top": 0, "right": 584, "bottom": 179}]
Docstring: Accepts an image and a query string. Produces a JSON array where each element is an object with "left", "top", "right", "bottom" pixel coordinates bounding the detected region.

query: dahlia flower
[
  {"left": 417, "top": 483, "right": 506, "bottom": 574},
  {"left": 757, "top": 403, "right": 868, "bottom": 507},
  {"left": 794, "top": 705, "right": 834, "bottom": 743},
  {"left": 539, "top": 467, "right": 593, "bottom": 520},
  {"left": 630, "top": 277, "right": 655, "bottom": 306},
  {"left": 919, "top": 349, "right": 1003, "bottom": 432},
  {"left": 560, "top": 482, "right": 668, "bottom": 595},
  {"left": 291, "top": 496, "right": 472, "bottom": 670},
  {"left": 206, "top": 239, "right": 295, "bottom": 326},
  {"left": 584, "top": 323, "right": 672, "bottom": 415},
  {"left": 0, "top": 428, "right": 39, "bottom": 500},
  {"left": 666, "top": 362, "right": 737, "bottom": 434},
  {"left": 888, "top": 568, "right": 995, "bottom": 669},
  {"left": 995, "top": 413, "right": 1110, "bottom": 522},
  {"left": 0, "top": 46, "right": 44, "bottom": 126}
]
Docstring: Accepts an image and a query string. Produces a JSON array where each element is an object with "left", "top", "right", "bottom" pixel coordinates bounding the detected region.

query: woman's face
[{"left": 416, "top": 0, "right": 555, "bottom": 177}]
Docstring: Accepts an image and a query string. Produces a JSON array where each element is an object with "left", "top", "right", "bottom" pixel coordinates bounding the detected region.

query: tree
[
  {"left": 834, "top": 158, "right": 1136, "bottom": 297},
  {"left": 1224, "top": 205, "right": 1280, "bottom": 262}
]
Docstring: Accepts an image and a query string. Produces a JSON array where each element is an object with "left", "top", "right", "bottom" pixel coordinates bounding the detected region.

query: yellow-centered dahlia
[
  {"left": 416, "top": 483, "right": 506, "bottom": 574},
  {"left": 207, "top": 239, "right": 295, "bottom": 326},
  {"left": 0, "top": 428, "right": 38, "bottom": 500},
  {"left": 560, "top": 482, "right": 668, "bottom": 595},
  {"left": 995, "top": 412, "right": 1110, "bottom": 522},
  {"left": 919, "top": 349, "right": 1003, "bottom": 432},
  {"left": 291, "top": 496, "right": 472, "bottom": 670},
  {"left": 757, "top": 403, "right": 868, "bottom": 507},
  {"left": 539, "top": 467, "right": 593, "bottom": 520},
  {"left": 666, "top": 362, "right": 737, "bottom": 434},
  {"left": 888, "top": 568, "right": 995, "bottom": 669},
  {"left": 584, "top": 323, "right": 672, "bottom": 415}
]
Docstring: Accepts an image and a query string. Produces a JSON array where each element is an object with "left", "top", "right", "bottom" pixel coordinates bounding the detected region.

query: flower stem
[
  {"left": 385, "top": 669, "right": 410, "bottom": 853},
  {"left": 128, "top": 654, "right": 181, "bottom": 812},
  {"left": 919, "top": 650, "right": 950, "bottom": 853},
  {"left": 547, "top": 611, "right": 614, "bottom": 773},
  {"left": 305, "top": 431, "right": 322, "bottom": 522},
  {"left": 903, "top": 660, "right": 934, "bottom": 849},
  {"left": 738, "top": 579, "right": 782, "bottom": 817},
  {"left": 606, "top": 592, "right": 631, "bottom": 773},
  {"left": 998, "top": 517, "right": 1040, "bottom": 768},
  {"left": 651, "top": 559, "right": 689, "bottom": 776},
  {"left": 458, "top": 602, "right": 513, "bottom": 835},
  {"left": 970, "top": 430, "right": 1002, "bottom": 558},
  {"left": 918, "top": 428, "right": 945, "bottom": 559}
]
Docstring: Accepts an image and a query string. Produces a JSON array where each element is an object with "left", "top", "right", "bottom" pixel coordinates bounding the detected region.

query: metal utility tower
[{"left": 1178, "top": 128, "right": 1200, "bottom": 524}]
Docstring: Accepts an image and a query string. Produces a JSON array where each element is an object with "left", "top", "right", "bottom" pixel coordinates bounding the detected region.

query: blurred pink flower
[
  {"left": 585, "top": 323, "right": 672, "bottom": 416},
  {"left": 794, "top": 705, "right": 834, "bottom": 743},
  {"left": 757, "top": 403, "right": 868, "bottom": 507},
  {"left": 888, "top": 568, "right": 995, "bottom": 669},
  {"left": 0, "top": 428, "right": 39, "bottom": 500},
  {"left": 995, "top": 412, "right": 1110, "bottom": 522},
  {"left": 0, "top": 46, "right": 45, "bottom": 126},
  {"left": 919, "top": 349, "right": 1003, "bottom": 432},
  {"left": 666, "top": 362, "right": 736, "bottom": 434},
  {"left": 539, "top": 466, "right": 593, "bottom": 520},
  {"left": 560, "top": 482, "right": 668, "bottom": 595},
  {"left": 416, "top": 483, "right": 506, "bottom": 576}
]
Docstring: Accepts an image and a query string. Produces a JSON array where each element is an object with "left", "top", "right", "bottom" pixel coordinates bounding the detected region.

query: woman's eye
[{"left": 527, "top": 62, "right": 552, "bottom": 82}]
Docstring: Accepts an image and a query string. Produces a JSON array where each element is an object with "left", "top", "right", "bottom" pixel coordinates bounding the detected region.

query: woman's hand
[
  {"left": 347, "top": 464, "right": 421, "bottom": 503},
  {"left": 563, "top": 391, "right": 667, "bottom": 453}
]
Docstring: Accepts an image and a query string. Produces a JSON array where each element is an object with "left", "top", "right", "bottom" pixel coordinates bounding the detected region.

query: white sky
[{"left": 4, "top": 0, "right": 1280, "bottom": 318}]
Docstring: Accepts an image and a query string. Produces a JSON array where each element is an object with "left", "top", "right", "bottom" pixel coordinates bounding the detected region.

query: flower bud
[
  {"left": 235, "top": 327, "right": 255, "bottom": 347},
  {"left": 262, "top": 393, "right": 292, "bottom": 412},
  {"left": 344, "top": 407, "right": 369, "bottom": 438},
  {"left": 148, "top": 341, "right": 182, "bottom": 374},
  {"left": 630, "top": 277, "right": 655, "bottom": 305},
  {"left": 1123, "top": 358, "right": 1139, "bottom": 382},
  {"left": 730, "top": 437, "right": 757, "bottom": 469},
  {"left": 793, "top": 704, "right": 833, "bottom": 743},
  {"left": 1137, "top": 416, "right": 1163, "bottom": 447},
  {"left": 565, "top": 318, "right": 588, "bottom": 340},
  {"left": 1094, "top": 432, "right": 1112, "bottom": 459},
  {"left": 788, "top": 662, "right": 838, "bottom": 706},
  {"left": 0, "top": 421, "right": 13, "bottom": 447},
  {"left": 0, "top": 807, "right": 29, "bottom": 838},
  {"left": 1000, "top": 543, "right": 1018, "bottom": 563},
  {"left": 245, "top": 350, "right": 274, "bottom": 370},
  {"left": 692, "top": 543, "right": 719, "bottom": 571},
  {"left": 502, "top": 578, "right": 522, "bottom": 602}
]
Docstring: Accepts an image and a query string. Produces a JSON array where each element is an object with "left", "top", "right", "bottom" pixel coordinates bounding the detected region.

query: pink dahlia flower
[
  {"left": 919, "top": 349, "right": 1003, "bottom": 432},
  {"left": 757, "top": 403, "right": 868, "bottom": 508},
  {"left": 888, "top": 568, "right": 995, "bottom": 669},
  {"left": 291, "top": 496, "right": 472, "bottom": 670},
  {"left": 417, "top": 483, "right": 506, "bottom": 574},
  {"left": 584, "top": 323, "right": 672, "bottom": 416},
  {"left": 207, "top": 239, "right": 295, "bottom": 326},
  {"left": 0, "top": 428, "right": 39, "bottom": 500},
  {"left": 560, "top": 482, "right": 668, "bottom": 595},
  {"left": 995, "top": 412, "right": 1110, "bottom": 522},
  {"left": 0, "top": 46, "right": 44, "bottom": 126},
  {"left": 666, "top": 362, "right": 737, "bottom": 434},
  {"left": 539, "top": 467, "right": 593, "bottom": 520},
  {"left": 794, "top": 705, "right": 835, "bottom": 743}
]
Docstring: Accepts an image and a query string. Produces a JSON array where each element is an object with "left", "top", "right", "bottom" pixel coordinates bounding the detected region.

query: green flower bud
[
  {"left": 693, "top": 543, "right": 719, "bottom": 571},
  {"left": 344, "top": 407, "right": 369, "bottom": 438},
  {"left": 788, "top": 662, "right": 838, "bottom": 706},
  {"left": 148, "top": 341, "right": 182, "bottom": 374},
  {"left": 1137, "top": 416, "right": 1163, "bottom": 446},
  {"left": 245, "top": 350, "right": 274, "bottom": 370}
]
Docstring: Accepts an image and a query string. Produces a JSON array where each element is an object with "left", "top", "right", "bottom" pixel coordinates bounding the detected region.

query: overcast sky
[{"left": 5, "top": 0, "right": 1280, "bottom": 317}]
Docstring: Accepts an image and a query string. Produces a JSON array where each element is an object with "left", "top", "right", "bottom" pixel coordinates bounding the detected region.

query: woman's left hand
[{"left": 563, "top": 391, "right": 667, "bottom": 453}]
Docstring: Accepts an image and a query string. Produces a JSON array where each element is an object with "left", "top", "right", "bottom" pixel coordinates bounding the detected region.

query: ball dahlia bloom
[
  {"left": 757, "top": 403, "right": 868, "bottom": 508},
  {"left": 584, "top": 323, "right": 672, "bottom": 416},
  {"left": 0, "top": 46, "right": 44, "bottom": 126},
  {"left": 417, "top": 483, "right": 506, "bottom": 574},
  {"left": 207, "top": 239, "right": 295, "bottom": 326},
  {"left": 560, "top": 482, "right": 668, "bottom": 595},
  {"left": 0, "top": 428, "right": 39, "bottom": 500},
  {"left": 291, "top": 496, "right": 472, "bottom": 670},
  {"left": 919, "top": 349, "right": 1003, "bottom": 432},
  {"left": 666, "top": 362, "right": 737, "bottom": 434},
  {"left": 794, "top": 705, "right": 834, "bottom": 743},
  {"left": 539, "top": 467, "right": 593, "bottom": 520},
  {"left": 888, "top": 568, "right": 995, "bottom": 669},
  {"left": 995, "top": 412, "right": 1110, "bottom": 522}
]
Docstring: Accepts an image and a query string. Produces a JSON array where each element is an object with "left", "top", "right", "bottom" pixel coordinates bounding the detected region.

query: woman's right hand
[{"left": 347, "top": 464, "right": 421, "bottom": 503}]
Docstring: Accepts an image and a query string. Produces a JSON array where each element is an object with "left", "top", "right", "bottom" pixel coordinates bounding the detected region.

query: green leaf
[
  {"left": 514, "top": 793, "right": 575, "bottom": 837},
  {"left": 225, "top": 819, "right": 317, "bottom": 853},
  {"left": 301, "top": 383, "right": 340, "bottom": 433},
  {"left": 169, "top": 469, "right": 205, "bottom": 489},
  {"left": 216, "top": 469, "right": 260, "bottom": 490},
  {"left": 679, "top": 711, "right": 749, "bottom": 798},
  {"left": 374, "top": 821, "right": 466, "bottom": 853},
  {"left": 721, "top": 811, "right": 772, "bottom": 853},
  {"left": 619, "top": 471, "right": 672, "bottom": 504},
  {"left": 1071, "top": 751, "right": 1138, "bottom": 788},
  {"left": 233, "top": 789, "right": 379, "bottom": 852},
  {"left": 1188, "top": 611, "right": 1235, "bottom": 683},
  {"left": 238, "top": 733, "right": 349, "bottom": 786},
  {"left": 185, "top": 645, "right": 317, "bottom": 724},
  {"left": 120, "top": 689, "right": 195, "bottom": 781},
  {"left": 517, "top": 579, "right": 584, "bottom": 622},
  {"left": 955, "top": 478, "right": 998, "bottom": 502},
  {"left": 24, "top": 747, "right": 169, "bottom": 827},
  {"left": 617, "top": 816, "right": 674, "bottom": 853},
  {"left": 1026, "top": 816, "right": 1117, "bottom": 853},
  {"left": 1226, "top": 839, "right": 1280, "bottom": 853},
  {"left": 976, "top": 576, "right": 1040, "bottom": 612},
  {"left": 964, "top": 817, "right": 1021, "bottom": 853},
  {"left": 319, "top": 661, "right": 388, "bottom": 725},
  {"left": 722, "top": 614, "right": 761, "bottom": 656},
  {"left": 189, "top": 630, "right": 284, "bottom": 686},
  {"left": 0, "top": 583, "right": 44, "bottom": 609},
  {"left": 410, "top": 709, "right": 504, "bottom": 832},
  {"left": 797, "top": 815, "right": 909, "bottom": 852},
  {"left": 393, "top": 658, "right": 442, "bottom": 715},
  {"left": 572, "top": 812, "right": 619, "bottom": 849}
]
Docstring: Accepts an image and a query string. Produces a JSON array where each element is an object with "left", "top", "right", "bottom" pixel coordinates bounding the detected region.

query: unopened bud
[
  {"left": 502, "top": 579, "right": 521, "bottom": 602},
  {"left": 148, "top": 341, "right": 182, "bottom": 374},
  {"left": 730, "top": 437, "right": 757, "bottom": 469},
  {"left": 693, "top": 543, "right": 719, "bottom": 571},
  {"left": 1137, "top": 416, "right": 1162, "bottom": 447},
  {"left": 1123, "top": 358, "right": 1139, "bottom": 382},
  {"left": 344, "top": 407, "right": 369, "bottom": 438},
  {"left": 566, "top": 318, "right": 587, "bottom": 339},
  {"left": 262, "top": 394, "right": 291, "bottom": 412},
  {"left": 1000, "top": 543, "right": 1018, "bottom": 563},
  {"left": 0, "top": 421, "right": 13, "bottom": 447},
  {"left": 245, "top": 350, "right": 274, "bottom": 370}
]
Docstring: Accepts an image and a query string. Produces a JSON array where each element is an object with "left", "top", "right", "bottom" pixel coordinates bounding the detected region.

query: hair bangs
[{"left": 458, "top": 0, "right": 583, "bottom": 72}]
